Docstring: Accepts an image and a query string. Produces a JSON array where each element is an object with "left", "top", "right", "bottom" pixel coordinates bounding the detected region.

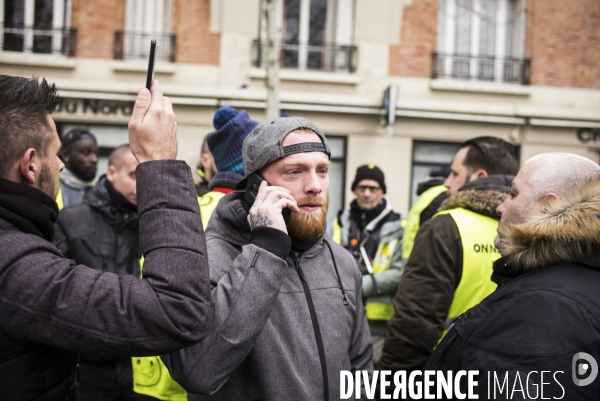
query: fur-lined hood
[
  {"left": 439, "top": 175, "right": 513, "bottom": 219},
  {"left": 497, "top": 179, "right": 600, "bottom": 272}
]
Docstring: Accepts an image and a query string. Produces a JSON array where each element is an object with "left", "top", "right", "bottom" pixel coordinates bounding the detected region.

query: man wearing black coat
[
  {"left": 0, "top": 75, "right": 211, "bottom": 401},
  {"left": 426, "top": 152, "right": 600, "bottom": 399},
  {"left": 55, "top": 145, "right": 148, "bottom": 399}
]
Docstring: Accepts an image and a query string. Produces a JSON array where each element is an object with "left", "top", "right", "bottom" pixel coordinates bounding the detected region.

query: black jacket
[
  {"left": 0, "top": 161, "right": 211, "bottom": 401},
  {"left": 425, "top": 179, "right": 600, "bottom": 399},
  {"left": 55, "top": 176, "right": 141, "bottom": 278}
]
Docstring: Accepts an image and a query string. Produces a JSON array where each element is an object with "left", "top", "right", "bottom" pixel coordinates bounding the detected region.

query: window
[
  {"left": 254, "top": 0, "right": 357, "bottom": 72},
  {"left": 1, "top": 0, "right": 75, "bottom": 56},
  {"left": 115, "top": 0, "right": 174, "bottom": 62},
  {"left": 410, "top": 141, "right": 460, "bottom": 206},
  {"left": 326, "top": 135, "right": 347, "bottom": 229},
  {"left": 433, "top": 0, "right": 529, "bottom": 84}
]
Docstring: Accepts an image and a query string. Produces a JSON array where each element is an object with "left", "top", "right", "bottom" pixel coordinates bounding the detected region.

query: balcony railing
[
  {"left": 114, "top": 31, "right": 176, "bottom": 62},
  {"left": 1, "top": 24, "right": 77, "bottom": 56},
  {"left": 432, "top": 52, "right": 531, "bottom": 85},
  {"left": 253, "top": 39, "right": 357, "bottom": 73}
]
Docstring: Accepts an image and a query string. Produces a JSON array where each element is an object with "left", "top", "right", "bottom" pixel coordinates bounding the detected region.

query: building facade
[{"left": 1, "top": 0, "right": 599, "bottom": 222}]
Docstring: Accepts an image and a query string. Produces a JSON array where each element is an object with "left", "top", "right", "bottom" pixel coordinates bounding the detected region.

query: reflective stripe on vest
[
  {"left": 436, "top": 207, "right": 500, "bottom": 340},
  {"left": 402, "top": 185, "right": 447, "bottom": 259},
  {"left": 365, "top": 238, "right": 399, "bottom": 321}
]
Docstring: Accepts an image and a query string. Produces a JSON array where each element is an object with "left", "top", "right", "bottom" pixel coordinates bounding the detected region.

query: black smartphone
[
  {"left": 145, "top": 40, "right": 157, "bottom": 90},
  {"left": 244, "top": 173, "right": 291, "bottom": 222}
]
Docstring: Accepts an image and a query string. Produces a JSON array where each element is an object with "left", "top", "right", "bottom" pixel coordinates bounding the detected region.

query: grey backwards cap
[{"left": 237, "top": 117, "right": 331, "bottom": 188}]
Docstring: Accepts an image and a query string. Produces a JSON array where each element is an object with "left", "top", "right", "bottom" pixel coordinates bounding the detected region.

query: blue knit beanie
[{"left": 207, "top": 107, "right": 259, "bottom": 175}]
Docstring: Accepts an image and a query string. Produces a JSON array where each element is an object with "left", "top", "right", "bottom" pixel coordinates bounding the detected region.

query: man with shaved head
[
  {"left": 55, "top": 144, "right": 148, "bottom": 399},
  {"left": 426, "top": 152, "right": 600, "bottom": 398}
]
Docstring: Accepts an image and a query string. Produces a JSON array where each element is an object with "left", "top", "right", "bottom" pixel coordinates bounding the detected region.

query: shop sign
[
  {"left": 577, "top": 128, "right": 600, "bottom": 144},
  {"left": 55, "top": 98, "right": 134, "bottom": 116}
]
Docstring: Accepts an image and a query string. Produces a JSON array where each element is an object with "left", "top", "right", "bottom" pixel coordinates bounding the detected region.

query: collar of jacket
[
  {"left": 83, "top": 176, "right": 139, "bottom": 229},
  {"left": 349, "top": 198, "right": 392, "bottom": 232},
  {"left": 438, "top": 175, "right": 514, "bottom": 219},
  {"left": 496, "top": 179, "right": 600, "bottom": 273},
  {"left": 0, "top": 177, "right": 58, "bottom": 242}
]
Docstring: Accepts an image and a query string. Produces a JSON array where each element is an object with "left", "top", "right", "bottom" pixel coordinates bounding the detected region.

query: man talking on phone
[
  {"left": 0, "top": 75, "right": 211, "bottom": 400},
  {"left": 163, "top": 117, "right": 373, "bottom": 400}
]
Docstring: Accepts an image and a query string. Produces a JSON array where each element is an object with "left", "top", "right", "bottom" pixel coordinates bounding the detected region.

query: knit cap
[
  {"left": 351, "top": 164, "right": 387, "bottom": 193},
  {"left": 207, "top": 107, "right": 259, "bottom": 175}
]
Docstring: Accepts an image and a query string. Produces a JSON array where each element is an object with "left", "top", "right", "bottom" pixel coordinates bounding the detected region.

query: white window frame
[
  {"left": 0, "top": 0, "right": 72, "bottom": 55},
  {"left": 123, "top": 0, "right": 173, "bottom": 61},
  {"left": 259, "top": 0, "right": 354, "bottom": 71},
  {"left": 437, "top": 0, "right": 526, "bottom": 82}
]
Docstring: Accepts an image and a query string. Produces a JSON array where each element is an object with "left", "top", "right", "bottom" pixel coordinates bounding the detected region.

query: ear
[
  {"left": 106, "top": 165, "right": 117, "bottom": 183},
  {"left": 544, "top": 192, "right": 559, "bottom": 204},
  {"left": 19, "top": 148, "right": 38, "bottom": 185},
  {"left": 472, "top": 169, "right": 488, "bottom": 180}
]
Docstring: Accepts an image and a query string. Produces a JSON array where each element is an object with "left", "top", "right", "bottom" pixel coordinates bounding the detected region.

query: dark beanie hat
[
  {"left": 351, "top": 164, "right": 386, "bottom": 193},
  {"left": 207, "top": 107, "right": 258, "bottom": 175},
  {"left": 61, "top": 128, "right": 96, "bottom": 147}
]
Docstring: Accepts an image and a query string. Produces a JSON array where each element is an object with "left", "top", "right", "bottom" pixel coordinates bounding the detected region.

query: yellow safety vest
[
  {"left": 197, "top": 191, "right": 226, "bottom": 229},
  {"left": 402, "top": 185, "right": 447, "bottom": 259},
  {"left": 365, "top": 238, "right": 399, "bottom": 321},
  {"left": 56, "top": 187, "right": 64, "bottom": 210},
  {"left": 133, "top": 191, "right": 226, "bottom": 401},
  {"left": 435, "top": 207, "right": 500, "bottom": 341},
  {"left": 331, "top": 217, "right": 342, "bottom": 244}
]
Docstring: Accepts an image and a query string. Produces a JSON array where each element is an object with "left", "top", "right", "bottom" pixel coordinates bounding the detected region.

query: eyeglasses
[{"left": 357, "top": 185, "right": 381, "bottom": 193}]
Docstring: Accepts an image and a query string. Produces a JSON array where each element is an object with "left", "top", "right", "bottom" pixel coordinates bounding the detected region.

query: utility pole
[{"left": 265, "top": 0, "right": 280, "bottom": 120}]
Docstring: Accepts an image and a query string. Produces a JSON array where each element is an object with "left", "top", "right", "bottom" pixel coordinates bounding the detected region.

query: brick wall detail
[{"left": 389, "top": 0, "right": 439, "bottom": 77}]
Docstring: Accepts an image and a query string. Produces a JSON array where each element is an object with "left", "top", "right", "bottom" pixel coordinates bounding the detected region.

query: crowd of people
[{"left": 2, "top": 73, "right": 600, "bottom": 401}]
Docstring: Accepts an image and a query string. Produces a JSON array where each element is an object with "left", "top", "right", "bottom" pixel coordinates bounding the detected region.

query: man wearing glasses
[
  {"left": 377, "top": 136, "right": 519, "bottom": 374},
  {"left": 330, "top": 164, "right": 403, "bottom": 362}
]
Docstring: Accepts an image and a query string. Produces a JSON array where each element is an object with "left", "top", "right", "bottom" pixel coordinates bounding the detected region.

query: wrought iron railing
[
  {"left": 1, "top": 24, "right": 77, "bottom": 56},
  {"left": 253, "top": 39, "right": 357, "bottom": 73},
  {"left": 114, "top": 31, "right": 176, "bottom": 62},
  {"left": 432, "top": 52, "right": 531, "bottom": 85}
]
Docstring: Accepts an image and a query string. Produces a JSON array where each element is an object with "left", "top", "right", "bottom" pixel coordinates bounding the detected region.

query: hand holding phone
[
  {"left": 146, "top": 40, "right": 157, "bottom": 90},
  {"left": 245, "top": 174, "right": 296, "bottom": 231}
]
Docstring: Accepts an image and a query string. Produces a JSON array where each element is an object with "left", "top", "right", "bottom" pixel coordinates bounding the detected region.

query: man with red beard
[{"left": 163, "top": 117, "right": 373, "bottom": 400}]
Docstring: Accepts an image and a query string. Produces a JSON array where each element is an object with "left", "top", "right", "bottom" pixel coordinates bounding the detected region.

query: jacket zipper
[{"left": 291, "top": 254, "right": 329, "bottom": 401}]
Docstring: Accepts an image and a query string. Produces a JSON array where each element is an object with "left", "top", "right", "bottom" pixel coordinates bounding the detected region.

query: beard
[
  {"left": 39, "top": 163, "right": 58, "bottom": 199},
  {"left": 287, "top": 194, "right": 329, "bottom": 241}
]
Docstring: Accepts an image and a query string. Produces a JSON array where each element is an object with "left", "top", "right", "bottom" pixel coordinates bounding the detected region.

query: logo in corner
[{"left": 572, "top": 352, "right": 598, "bottom": 386}]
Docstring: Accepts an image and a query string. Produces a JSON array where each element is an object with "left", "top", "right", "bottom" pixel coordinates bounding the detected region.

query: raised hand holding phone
[
  {"left": 128, "top": 79, "right": 177, "bottom": 163},
  {"left": 246, "top": 180, "right": 298, "bottom": 234}
]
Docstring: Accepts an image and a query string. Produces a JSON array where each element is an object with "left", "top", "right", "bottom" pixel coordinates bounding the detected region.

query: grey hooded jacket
[{"left": 163, "top": 192, "right": 373, "bottom": 401}]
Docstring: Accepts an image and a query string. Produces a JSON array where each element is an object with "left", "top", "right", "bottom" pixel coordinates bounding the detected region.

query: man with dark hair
[
  {"left": 163, "top": 117, "right": 373, "bottom": 400},
  {"left": 57, "top": 128, "right": 100, "bottom": 209},
  {"left": 0, "top": 75, "right": 211, "bottom": 400},
  {"left": 330, "top": 164, "right": 403, "bottom": 362},
  {"left": 377, "top": 136, "right": 519, "bottom": 374}
]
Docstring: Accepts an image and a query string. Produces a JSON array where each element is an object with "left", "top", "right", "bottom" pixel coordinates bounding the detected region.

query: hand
[
  {"left": 247, "top": 181, "right": 299, "bottom": 234},
  {"left": 128, "top": 80, "right": 178, "bottom": 163}
]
